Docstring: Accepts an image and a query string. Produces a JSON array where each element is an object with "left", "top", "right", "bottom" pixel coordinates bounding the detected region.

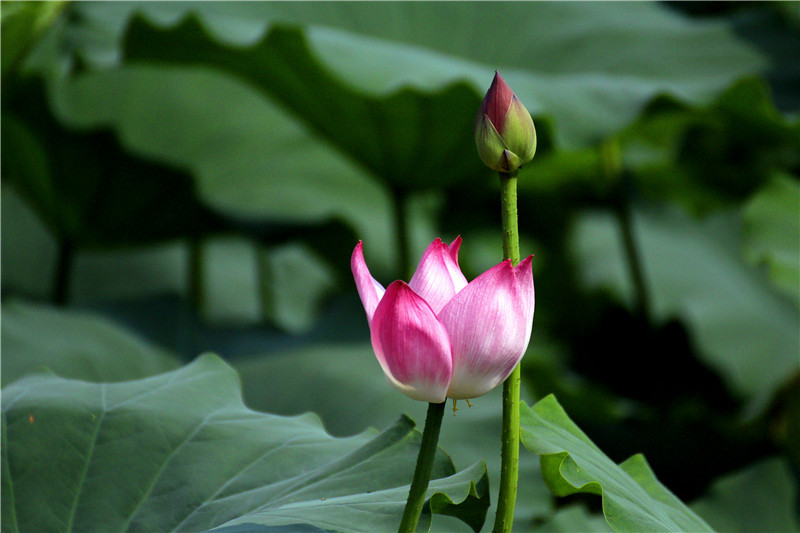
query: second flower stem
[
  {"left": 398, "top": 400, "right": 446, "bottom": 533},
  {"left": 494, "top": 171, "right": 521, "bottom": 533}
]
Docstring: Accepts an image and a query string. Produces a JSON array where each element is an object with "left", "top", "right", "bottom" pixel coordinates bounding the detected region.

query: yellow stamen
[
  {"left": 452, "top": 398, "right": 458, "bottom": 415},
  {"left": 466, "top": 399, "right": 473, "bottom": 408}
]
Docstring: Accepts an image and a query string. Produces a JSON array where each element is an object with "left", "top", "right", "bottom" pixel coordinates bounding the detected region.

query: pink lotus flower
[{"left": 352, "top": 237, "right": 534, "bottom": 403}]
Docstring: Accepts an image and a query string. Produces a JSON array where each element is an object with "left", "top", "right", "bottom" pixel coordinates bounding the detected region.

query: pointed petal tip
[
  {"left": 385, "top": 278, "right": 410, "bottom": 294},
  {"left": 351, "top": 241, "right": 362, "bottom": 262},
  {"left": 409, "top": 238, "right": 468, "bottom": 314},
  {"left": 352, "top": 240, "right": 385, "bottom": 322},
  {"left": 517, "top": 254, "right": 534, "bottom": 269},
  {"left": 491, "top": 70, "right": 511, "bottom": 92}
]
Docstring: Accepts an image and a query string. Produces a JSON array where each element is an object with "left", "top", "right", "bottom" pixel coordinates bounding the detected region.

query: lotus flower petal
[
  {"left": 370, "top": 281, "right": 453, "bottom": 403},
  {"left": 475, "top": 71, "right": 513, "bottom": 133},
  {"left": 447, "top": 236, "right": 462, "bottom": 265},
  {"left": 474, "top": 113, "right": 510, "bottom": 172},
  {"left": 503, "top": 95, "right": 537, "bottom": 164},
  {"left": 409, "top": 238, "right": 468, "bottom": 315},
  {"left": 439, "top": 256, "right": 534, "bottom": 399},
  {"left": 351, "top": 241, "right": 386, "bottom": 322}
]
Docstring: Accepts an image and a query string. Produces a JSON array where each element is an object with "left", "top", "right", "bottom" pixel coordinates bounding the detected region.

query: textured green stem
[
  {"left": 398, "top": 401, "right": 446, "bottom": 533},
  {"left": 493, "top": 171, "right": 521, "bottom": 533}
]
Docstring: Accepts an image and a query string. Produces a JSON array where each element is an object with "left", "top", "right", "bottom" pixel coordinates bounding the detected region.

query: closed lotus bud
[{"left": 475, "top": 71, "right": 537, "bottom": 173}]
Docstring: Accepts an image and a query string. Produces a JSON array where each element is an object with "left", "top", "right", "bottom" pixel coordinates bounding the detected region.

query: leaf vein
[{"left": 64, "top": 383, "right": 106, "bottom": 533}]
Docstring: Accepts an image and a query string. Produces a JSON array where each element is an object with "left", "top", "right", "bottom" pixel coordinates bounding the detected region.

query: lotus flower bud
[{"left": 474, "top": 71, "right": 536, "bottom": 173}]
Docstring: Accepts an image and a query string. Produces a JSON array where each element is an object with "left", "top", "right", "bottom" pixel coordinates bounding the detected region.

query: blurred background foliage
[{"left": 2, "top": 1, "right": 799, "bottom": 531}]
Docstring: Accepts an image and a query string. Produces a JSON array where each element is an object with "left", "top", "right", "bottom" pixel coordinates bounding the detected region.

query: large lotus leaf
[
  {"left": 691, "top": 457, "right": 799, "bottom": 533},
  {"left": 35, "top": 2, "right": 771, "bottom": 272},
  {"left": 742, "top": 172, "right": 800, "bottom": 308},
  {"left": 120, "top": 14, "right": 482, "bottom": 193},
  {"left": 570, "top": 206, "right": 799, "bottom": 400},
  {"left": 520, "top": 395, "right": 713, "bottom": 532},
  {"left": 1, "top": 354, "right": 489, "bottom": 533},
  {"left": 234, "top": 343, "right": 553, "bottom": 530},
  {"left": 2, "top": 76, "right": 224, "bottom": 246},
  {"left": 50, "top": 64, "right": 397, "bottom": 271},
  {"left": 73, "top": 2, "right": 767, "bottom": 150},
  {"left": 1, "top": 299, "right": 179, "bottom": 386}
]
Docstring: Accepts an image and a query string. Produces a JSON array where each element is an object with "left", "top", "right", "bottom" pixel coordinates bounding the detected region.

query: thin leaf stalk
[
  {"left": 599, "top": 139, "right": 651, "bottom": 323},
  {"left": 398, "top": 400, "right": 447, "bottom": 533},
  {"left": 53, "top": 238, "right": 74, "bottom": 306},
  {"left": 494, "top": 170, "right": 521, "bottom": 533}
]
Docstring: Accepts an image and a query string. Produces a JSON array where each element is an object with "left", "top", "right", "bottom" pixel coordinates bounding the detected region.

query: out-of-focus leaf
[
  {"left": 123, "top": 14, "right": 482, "bottom": 193},
  {"left": 34, "top": 1, "right": 774, "bottom": 271},
  {"left": 691, "top": 458, "right": 799, "bottom": 533},
  {"left": 75, "top": 2, "right": 768, "bottom": 149},
  {"left": 1, "top": 354, "right": 489, "bottom": 533},
  {"left": 530, "top": 505, "right": 611, "bottom": 533},
  {"left": 730, "top": 6, "right": 800, "bottom": 112},
  {"left": 200, "top": 236, "right": 262, "bottom": 326},
  {"left": 260, "top": 242, "right": 336, "bottom": 334},
  {"left": 1, "top": 299, "right": 179, "bottom": 386},
  {"left": 520, "top": 395, "right": 713, "bottom": 533},
  {"left": 742, "top": 172, "right": 800, "bottom": 308},
  {"left": 70, "top": 243, "right": 188, "bottom": 304},
  {"left": 622, "top": 78, "right": 800, "bottom": 213},
  {"left": 234, "top": 343, "right": 553, "bottom": 530},
  {"left": 51, "top": 64, "right": 397, "bottom": 271},
  {"left": 1, "top": 184, "right": 58, "bottom": 300},
  {"left": 2, "top": 77, "right": 223, "bottom": 246},
  {"left": 196, "top": 237, "right": 336, "bottom": 332},
  {"left": 64, "top": 236, "right": 334, "bottom": 333},
  {"left": 518, "top": 78, "right": 799, "bottom": 216},
  {"left": 571, "top": 206, "right": 800, "bottom": 401},
  {"left": 517, "top": 147, "right": 604, "bottom": 194},
  {"left": 1, "top": 0, "right": 66, "bottom": 79}
]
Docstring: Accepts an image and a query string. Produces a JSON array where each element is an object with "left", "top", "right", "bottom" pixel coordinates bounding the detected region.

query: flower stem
[
  {"left": 499, "top": 172, "right": 521, "bottom": 265},
  {"left": 494, "top": 170, "right": 521, "bottom": 533},
  {"left": 398, "top": 400, "right": 446, "bottom": 533}
]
